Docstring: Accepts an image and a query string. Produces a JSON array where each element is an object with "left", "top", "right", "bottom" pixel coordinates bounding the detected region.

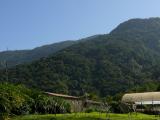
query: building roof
[
  {"left": 86, "top": 100, "right": 102, "bottom": 105},
  {"left": 45, "top": 92, "right": 103, "bottom": 105},
  {"left": 45, "top": 92, "right": 80, "bottom": 100},
  {"left": 122, "top": 92, "right": 160, "bottom": 104},
  {"left": 135, "top": 101, "right": 160, "bottom": 105}
]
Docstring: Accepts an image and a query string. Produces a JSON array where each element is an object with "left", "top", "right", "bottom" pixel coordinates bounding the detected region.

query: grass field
[{"left": 12, "top": 112, "right": 160, "bottom": 120}]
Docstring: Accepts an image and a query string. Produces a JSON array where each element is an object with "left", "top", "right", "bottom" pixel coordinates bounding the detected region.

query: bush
[
  {"left": 109, "top": 101, "right": 134, "bottom": 113},
  {"left": 85, "top": 108, "right": 95, "bottom": 113},
  {"left": 0, "top": 83, "right": 71, "bottom": 118}
]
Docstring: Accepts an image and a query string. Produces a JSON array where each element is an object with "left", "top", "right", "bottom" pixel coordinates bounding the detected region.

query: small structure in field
[
  {"left": 45, "top": 92, "right": 103, "bottom": 112},
  {"left": 122, "top": 92, "right": 160, "bottom": 113}
]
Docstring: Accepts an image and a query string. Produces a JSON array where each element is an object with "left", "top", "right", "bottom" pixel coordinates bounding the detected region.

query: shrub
[{"left": 0, "top": 83, "right": 71, "bottom": 118}]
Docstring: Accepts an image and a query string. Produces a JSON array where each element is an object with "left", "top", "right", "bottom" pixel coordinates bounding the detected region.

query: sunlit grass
[{"left": 12, "top": 112, "right": 160, "bottom": 120}]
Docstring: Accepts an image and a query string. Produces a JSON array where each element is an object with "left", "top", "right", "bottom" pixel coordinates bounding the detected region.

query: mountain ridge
[
  {"left": 0, "top": 40, "right": 76, "bottom": 68},
  {"left": 1, "top": 18, "right": 160, "bottom": 97}
]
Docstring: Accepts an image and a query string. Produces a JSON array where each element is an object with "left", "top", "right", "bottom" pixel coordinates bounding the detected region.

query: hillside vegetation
[
  {"left": 0, "top": 41, "right": 76, "bottom": 68},
  {"left": 1, "top": 18, "right": 160, "bottom": 97}
]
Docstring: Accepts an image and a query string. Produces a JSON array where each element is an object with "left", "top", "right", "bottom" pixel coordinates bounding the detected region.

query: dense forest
[
  {"left": 1, "top": 18, "right": 160, "bottom": 97},
  {"left": 0, "top": 41, "right": 76, "bottom": 68}
]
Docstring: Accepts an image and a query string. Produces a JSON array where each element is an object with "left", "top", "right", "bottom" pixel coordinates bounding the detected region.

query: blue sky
[{"left": 0, "top": 0, "right": 160, "bottom": 51}]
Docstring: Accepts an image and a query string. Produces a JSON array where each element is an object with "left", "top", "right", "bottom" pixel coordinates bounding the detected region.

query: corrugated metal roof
[
  {"left": 45, "top": 92, "right": 80, "bottom": 100},
  {"left": 122, "top": 92, "right": 160, "bottom": 104},
  {"left": 86, "top": 100, "right": 102, "bottom": 105},
  {"left": 135, "top": 101, "right": 160, "bottom": 105}
]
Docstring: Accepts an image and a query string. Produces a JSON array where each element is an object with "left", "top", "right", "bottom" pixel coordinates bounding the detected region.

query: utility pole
[
  {"left": 0, "top": 60, "right": 9, "bottom": 81},
  {"left": 5, "top": 47, "right": 9, "bottom": 82},
  {"left": 5, "top": 60, "right": 8, "bottom": 82},
  {"left": 1, "top": 48, "right": 9, "bottom": 82}
]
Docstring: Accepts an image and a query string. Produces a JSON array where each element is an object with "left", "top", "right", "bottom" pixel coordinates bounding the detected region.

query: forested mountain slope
[
  {"left": 0, "top": 41, "right": 76, "bottom": 68},
  {"left": 1, "top": 18, "right": 160, "bottom": 97}
]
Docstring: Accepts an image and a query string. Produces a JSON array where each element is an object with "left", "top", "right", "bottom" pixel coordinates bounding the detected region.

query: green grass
[{"left": 12, "top": 112, "right": 160, "bottom": 120}]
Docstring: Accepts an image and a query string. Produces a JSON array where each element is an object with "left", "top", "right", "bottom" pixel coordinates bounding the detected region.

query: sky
[{"left": 0, "top": 0, "right": 160, "bottom": 51}]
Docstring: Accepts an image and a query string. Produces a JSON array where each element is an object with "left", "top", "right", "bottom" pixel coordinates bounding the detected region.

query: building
[
  {"left": 45, "top": 92, "right": 103, "bottom": 112},
  {"left": 122, "top": 92, "right": 160, "bottom": 113}
]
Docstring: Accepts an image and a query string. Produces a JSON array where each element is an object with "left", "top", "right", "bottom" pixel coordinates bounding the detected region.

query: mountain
[
  {"left": 0, "top": 41, "right": 76, "bottom": 68},
  {"left": 1, "top": 18, "right": 160, "bottom": 97}
]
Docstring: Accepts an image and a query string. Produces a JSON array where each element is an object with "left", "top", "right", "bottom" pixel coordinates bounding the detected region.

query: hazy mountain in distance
[{"left": 0, "top": 40, "right": 76, "bottom": 68}]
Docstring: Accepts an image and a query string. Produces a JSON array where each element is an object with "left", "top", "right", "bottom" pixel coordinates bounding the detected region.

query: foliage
[
  {"left": 1, "top": 18, "right": 160, "bottom": 97},
  {"left": 0, "top": 41, "right": 76, "bottom": 69},
  {"left": 0, "top": 83, "right": 71, "bottom": 119}
]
